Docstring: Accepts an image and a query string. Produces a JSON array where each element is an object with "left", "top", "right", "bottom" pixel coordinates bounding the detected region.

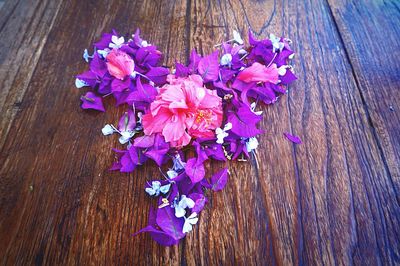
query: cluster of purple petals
[{"left": 76, "top": 29, "right": 297, "bottom": 246}]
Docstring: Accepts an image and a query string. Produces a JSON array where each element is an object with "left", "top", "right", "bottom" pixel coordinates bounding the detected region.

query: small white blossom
[
  {"left": 233, "top": 30, "right": 244, "bottom": 45},
  {"left": 101, "top": 124, "right": 116, "bottom": 135},
  {"left": 174, "top": 195, "right": 195, "bottom": 218},
  {"left": 109, "top": 35, "right": 125, "bottom": 49},
  {"left": 250, "top": 102, "right": 263, "bottom": 115},
  {"left": 220, "top": 54, "right": 233, "bottom": 66},
  {"left": 172, "top": 154, "right": 186, "bottom": 171},
  {"left": 278, "top": 65, "right": 289, "bottom": 76},
  {"left": 145, "top": 181, "right": 171, "bottom": 197},
  {"left": 215, "top": 122, "right": 232, "bottom": 144},
  {"left": 119, "top": 131, "right": 135, "bottom": 144},
  {"left": 270, "top": 33, "right": 285, "bottom": 52},
  {"left": 97, "top": 48, "right": 110, "bottom": 58},
  {"left": 246, "top": 137, "right": 259, "bottom": 152},
  {"left": 83, "top": 49, "right": 94, "bottom": 62},
  {"left": 167, "top": 169, "right": 178, "bottom": 179},
  {"left": 141, "top": 40, "right": 149, "bottom": 47},
  {"left": 183, "top": 212, "right": 198, "bottom": 233},
  {"left": 75, "top": 78, "right": 88, "bottom": 88}
]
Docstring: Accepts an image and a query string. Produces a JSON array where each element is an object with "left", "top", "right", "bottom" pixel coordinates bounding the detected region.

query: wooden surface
[{"left": 0, "top": 0, "right": 399, "bottom": 265}]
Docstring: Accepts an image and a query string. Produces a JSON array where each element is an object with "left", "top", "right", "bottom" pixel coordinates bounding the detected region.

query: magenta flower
[
  {"left": 142, "top": 74, "right": 223, "bottom": 147},
  {"left": 106, "top": 49, "right": 135, "bottom": 80},
  {"left": 237, "top": 62, "right": 279, "bottom": 84}
]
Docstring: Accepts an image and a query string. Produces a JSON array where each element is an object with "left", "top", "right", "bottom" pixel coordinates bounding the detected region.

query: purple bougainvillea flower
[
  {"left": 80, "top": 92, "right": 105, "bottom": 112},
  {"left": 94, "top": 30, "right": 119, "bottom": 50},
  {"left": 134, "top": 225, "right": 180, "bottom": 246},
  {"left": 156, "top": 203, "right": 185, "bottom": 240},
  {"left": 145, "top": 66, "right": 169, "bottom": 86},
  {"left": 228, "top": 104, "right": 263, "bottom": 138},
  {"left": 111, "top": 148, "right": 135, "bottom": 172},
  {"left": 143, "top": 134, "right": 170, "bottom": 166},
  {"left": 283, "top": 132, "right": 302, "bottom": 144},
  {"left": 280, "top": 69, "right": 297, "bottom": 85},
  {"left": 188, "top": 49, "right": 202, "bottom": 74},
  {"left": 198, "top": 50, "right": 219, "bottom": 82},
  {"left": 185, "top": 158, "right": 205, "bottom": 183},
  {"left": 192, "top": 141, "right": 209, "bottom": 165},
  {"left": 189, "top": 193, "right": 207, "bottom": 213},
  {"left": 175, "top": 62, "right": 190, "bottom": 78},
  {"left": 210, "top": 168, "right": 229, "bottom": 191},
  {"left": 126, "top": 78, "right": 157, "bottom": 110}
]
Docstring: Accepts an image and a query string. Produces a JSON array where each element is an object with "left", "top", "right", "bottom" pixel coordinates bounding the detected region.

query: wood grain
[{"left": 0, "top": 0, "right": 399, "bottom": 265}]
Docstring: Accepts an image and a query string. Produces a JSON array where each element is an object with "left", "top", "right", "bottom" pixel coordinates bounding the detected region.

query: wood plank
[
  {"left": 184, "top": 0, "right": 399, "bottom": 264},
  {"left": 327, "top": 0, "right": 400, "bottom": 206},
  {"left": 0, "top": 0, "right": 398, "bottom": 265},
  {"left": 0, "top": 0, "right": 63, "bottom": 150}
]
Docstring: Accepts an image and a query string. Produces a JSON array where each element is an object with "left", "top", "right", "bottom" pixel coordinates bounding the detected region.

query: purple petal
[
  {"left": 189, "top": 193, "right": 208, "bottom": 213},
  {"left": 90, "top": 53, "right": 107, "bottom": 77},
  {"left": 175, "top": 62, "right": 189, "bottom": 77},
  {"left": 228, "top": 105, "right": 263, "bottom": 138},
  {"left": 111, "top": 78, "right": 131, "bottom": 93},
  {"left": 210, "top": 168, "right": 229, "bottom": 191},
  {"left": 134, "top": 135, "right": 155, "bottom": 148},
  {"left": 146, "top": 66, "right": 169, "bottom": 85},
  {"left": 193, "top": 141, "right": 208, "bottom": 165},
  {"left": 188, "top": 49, "right": 202, "bottom": 73},
  {"left": 80, "top": 91, "right": 105, "bottom": 112},
  {"left": 283, "top": 132, "right": 302, "bottom": 144},
  {"left": 133, "top": 225, "right": 180, "bottom": 246},
  {"left": 118, "top": 109, "right": 136, "bottom": 132},
  {"left": 280, "top": 69, "right": 297, "bottom": 85},
  {"left": 198, "top": 50, "right": 219, "bottom": 82},
  {"left": 185, "top": 158, "right": 206, "bottom": 183},
  {"left": 76, "top": 71, "right": 97, "bottom": 88},
  {"left": 156, "top": 206, "right": 185, "bottom": 240}
]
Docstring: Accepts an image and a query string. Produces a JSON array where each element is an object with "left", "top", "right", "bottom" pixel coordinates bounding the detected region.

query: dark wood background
[{"left": 0, "top": 0, "right": 399, "bottom": 265}]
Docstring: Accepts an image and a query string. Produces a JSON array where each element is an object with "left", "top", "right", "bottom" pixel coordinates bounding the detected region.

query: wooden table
[{"left": 0, "top": 0, "right": 399, "bottom": 265}]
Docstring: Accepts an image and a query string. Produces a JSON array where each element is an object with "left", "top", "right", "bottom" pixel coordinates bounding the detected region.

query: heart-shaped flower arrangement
[{"left": 76, "top": 29, "right": 299, "bottom": 246}]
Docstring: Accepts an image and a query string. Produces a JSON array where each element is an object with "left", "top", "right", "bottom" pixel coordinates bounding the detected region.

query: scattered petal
[{"left": 283, "top": 132, "right": 302, "bottom": 144}]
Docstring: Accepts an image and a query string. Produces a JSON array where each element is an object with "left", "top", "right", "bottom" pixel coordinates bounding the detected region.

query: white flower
[
  {"left": 101, "top": 124, "right": 116, "bottom": 135},
  {"left": 220, "top": 54, "right": 233, "bottom": 66},
  {"left": 101, "top": 123, "right": 135, "bottom": 144},
  {"left": 246, "top": 137, "right": 259, "bottom": 152},
  {"left": 269, "top": 33, "right": 285, "bottom": 53},
  {"left": 174, "top": 195, "right": 195, "bottom": 218},
  {"left": 109, "top": 35, "right": 125, "bottom": 49},
  {"left": 183, "top": 212, "right": 198, "bottom": 233},
  {"left": 119, "top": 131, "right": 136, "bottom": 144},
  {"left": 75, "top": 78, "right": 88, "bottom": 88},
  {"left": 172, "top": 154, "right": 186, "bottom": 171},
  {"left": 141, "top": 40, "right": 149, "bottom": 47},
  {"left": 145, "top": 181, "right": 171, "bottom": 197},
  {"left": 215, "top": 122, "right": 232, "bottom": 144},
  {"left": 250, "top": 102, "right": 263, "bottom": 115},
  {"left": 83, "top": 49, "right": 94, "bottom": 62},
  {"left": 233, "top": 30, "right": 244, "bottom": 45},
  {"left": 167, "top": 169, "right": 178, "bottom": 179},
  {"left": 278, "top": 65, "right": 290, "bottom": 76},
  {"left": 97, "top": 48, "right": 110, "bottom": 58}
]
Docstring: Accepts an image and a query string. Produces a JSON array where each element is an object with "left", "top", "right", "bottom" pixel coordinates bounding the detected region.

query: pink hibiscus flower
[
  {"left": 142, "top": 74, "right": 223, "bottom": 147},
  {"left": 106, "top": 49, "right": 135, "bottom": 80},
  {"left": 237, "top": 62, "right": 279, "bottom": 84}
]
